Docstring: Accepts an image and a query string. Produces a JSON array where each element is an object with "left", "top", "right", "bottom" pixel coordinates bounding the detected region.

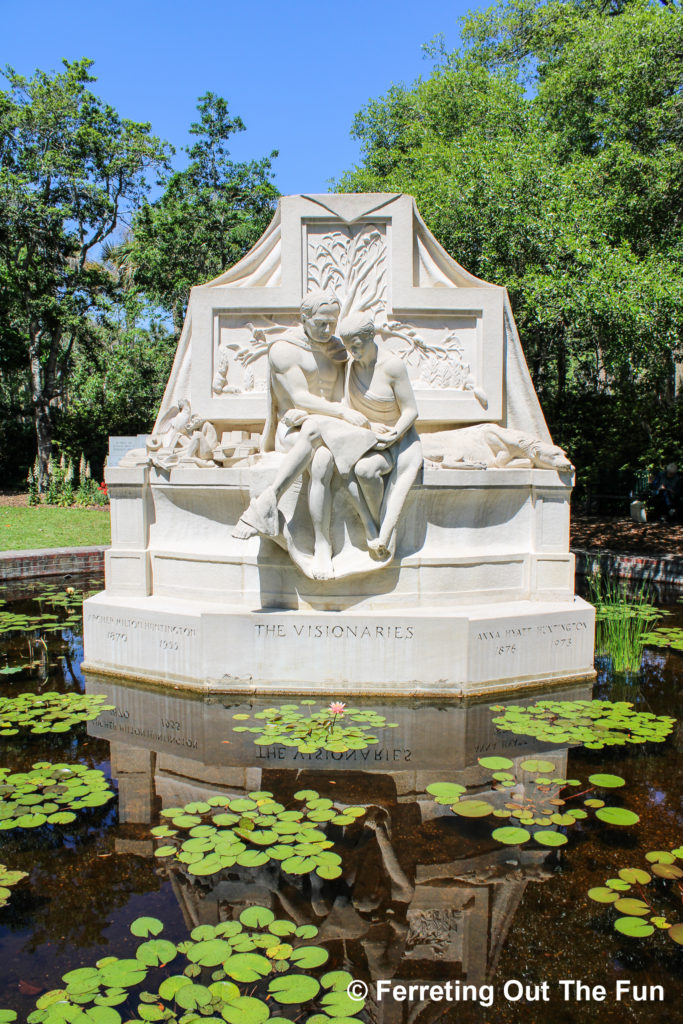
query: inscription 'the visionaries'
[{"left": 254, "top": 623, "right": 415, "bottom": 640}]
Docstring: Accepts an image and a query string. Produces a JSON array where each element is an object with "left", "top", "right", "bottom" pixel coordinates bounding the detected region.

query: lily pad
[
  {"left": 645, "top": 850, "right": 675, "bottom": 865},
  {"left": 651, "top": 862, "right": 683, "bottom": 879},
  {"left": 221, "top": 996, "right": 270, "bottom": 1024},
  {"left": 231, "top": 702, "right": 398, "bottom": 754},
  {"left": 614, "top": 917, "right": 654, "bottom": 938},
  {"left": 489, "top": 699, "right": 675, "bottom": 748},
  {"left": 268, "top": 974, "right": 321, "bottom": 1003},
  {"left": 588, "top": 773, "right": 625, "bottom": 789},
  {"left": 0, "top": 762, "right": 114, "bottom": 831},
  {"left": 613, "top": 898, "right": 650, "bottom": 916},
  {"left": 618, "top": 868, "right": 650, "bottom": 885},
  {"left": 0, "top": 692, "right": 114, "bottom": 737},
  {"left": 491, "top": 826, "right": 531, "bottom": 845},
  {"left": 533, "top": 830, "right": 568, "bottom": 847},
  {"left": 153, "top": 788, "right": 365, "bottom": 880},
  {"left": 130, "top": 917, "right": 163, "bottom": 938},
  {"left": 588, "top": 887, "right": 619, "bottom": 904},
  {"left": 478, "top": 756, "right": 513, "bottom": 771},
  {"left": 425, "top": 782, "right": 466, "bottom": 803},
  {"left": 595, "top": 807, "right": 640, "bottom": 827},
  {"left": 520, "top": 759, "right": 556, "bottom": 774},
  {"left": 0, "top": 863, "right": 28, "bottom": 908},
  {"left": 451, "top": 800, "right": 493, "bottom": 818}
]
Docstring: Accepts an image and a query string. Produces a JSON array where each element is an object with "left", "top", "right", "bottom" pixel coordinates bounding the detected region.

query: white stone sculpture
[
  {"left": 84, "top": 193, "right": 595, "bottom": 695},
  {"left": 338, "top": 311, "right": 423, "bottom": 562},
  {"left": 232, "top": 290, "right": 363, "bottom": 580},
  {"left": 120, "top": 398, "right": 220, "bottom": 470},
  {"left": 422, "top": 424, "right": 573, "bottom": 471},
  {"left": 232, "top": 300, "right": 424, "bottom": 577}
]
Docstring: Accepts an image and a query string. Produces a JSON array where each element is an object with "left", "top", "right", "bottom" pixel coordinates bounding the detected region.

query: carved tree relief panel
[
  {"left": 212, "top": 314, "right": 298, "bottom": 395},
  {"left": 306, "top": 221, "right": 388, "bottom": 318},
  {"left": 379, "top": 314, "right": 488, "bottom": 410}
]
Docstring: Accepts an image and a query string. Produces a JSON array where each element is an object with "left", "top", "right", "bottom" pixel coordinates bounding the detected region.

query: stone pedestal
[{"left": 83, "top": 463, "right": 594, "bottom": 694}]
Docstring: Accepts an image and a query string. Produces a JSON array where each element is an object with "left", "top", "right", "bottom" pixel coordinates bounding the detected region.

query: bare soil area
[
  {"left": 570, "top": 511, "right": 683, "bottom": 557},
  {"left": 0, "top": 491, "right": 28, "bottom": 508}
]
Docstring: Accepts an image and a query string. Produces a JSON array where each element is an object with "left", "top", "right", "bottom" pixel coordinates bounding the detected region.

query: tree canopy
[
  {"left": 338, "top": 0, "right": 683, "bottom": 488},
  {"left": 113, "top": 92, "right": 279, "bottom": 333},
  {"left": 0, "top": 66, "right": 278, "bottom": 484},
  {"left": 0, "top": 58, "right": 168, "bottom": 475}
]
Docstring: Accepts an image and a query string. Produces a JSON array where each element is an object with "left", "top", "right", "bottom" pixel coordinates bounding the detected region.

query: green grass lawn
[{"left": 0, "top": 507, "right": 111, "bottom": 551}]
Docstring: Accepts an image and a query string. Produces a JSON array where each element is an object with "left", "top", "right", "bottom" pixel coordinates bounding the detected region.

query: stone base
[{"left": 83, "top": 592, "right": 595, "bottom": 697}]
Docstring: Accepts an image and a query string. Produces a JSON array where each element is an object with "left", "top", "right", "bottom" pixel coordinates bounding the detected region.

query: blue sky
[{"left": 5, "top": 0, "right": 486, "bottom": 198}]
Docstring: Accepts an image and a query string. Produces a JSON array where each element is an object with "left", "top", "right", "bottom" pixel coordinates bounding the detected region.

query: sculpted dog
[{"left": 421, "top": 424, "right": 573, "bottom": 471}]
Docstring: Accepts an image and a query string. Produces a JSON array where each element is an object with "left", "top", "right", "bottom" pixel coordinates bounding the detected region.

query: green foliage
[
  {"left": 337, "top": 0, "right": 683, "bottom": 485},
  {"left": 17, "top": 913, "right": 365, "bottom": 1024},
  {"left": 0, "top": 692, "right": 115, "bottom": 738},
  {"left": 587, "top": 568, "right": 662, "bottom": 672},
  {"left": 0, "top": 864, "right": 28, "bottom": 909},
  {"left": 0, "top": 59, "right": 169, "bottom": 475},
  {"left": 0, "top": 762, "right": 114, "bottom": 830},
  {"left": 43, "top": 455, "right": 75, "bottom": 507},
  {"left": 488, "top": 697, "right": 675, "bottom": 747},
  {"left": 641, "top": 625, "right": 683, "bottom": 652},
  {"left": 152, "top": 788, "right": 365, "bottom": 880},
  {"left": 588, "top": 847, "right": 683, "bottom": 945},
  {"left": 26, "top": 461, "right": 40, "bottom": 505},
  {"left": 118, "top": 93, "right": 279, "bottom": 331},
  {"left": 232, "top": 701, "right": 398, "bottom": 753},
  {"left": 56, "top": 316, "right": 176, "bottom": 476},
  {"left": 428, "top": 757, "right": 641, "bottom": 846}
]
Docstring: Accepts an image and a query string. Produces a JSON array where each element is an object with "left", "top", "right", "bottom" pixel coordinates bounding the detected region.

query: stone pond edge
[{"left": 0, "top": 545, "right": 107, "bottom": 581}]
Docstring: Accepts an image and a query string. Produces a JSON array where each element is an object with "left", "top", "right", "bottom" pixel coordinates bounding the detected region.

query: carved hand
[
  {"left": 374, "top": 429, "right": 398, "bottom": 449},
  {"left": 341, "top": 408, "right": 371, "bottom": 428},
  {"left": 282, "top": 408, "right": 308, "bottom": 429}
]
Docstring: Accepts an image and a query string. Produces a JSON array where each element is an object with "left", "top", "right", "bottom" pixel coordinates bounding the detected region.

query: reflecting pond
[{"left": 0, "top": 574, "right": 681, "bottom": 1023}]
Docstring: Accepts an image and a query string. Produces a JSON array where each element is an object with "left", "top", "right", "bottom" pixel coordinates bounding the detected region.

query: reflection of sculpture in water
[
  {"left": 339, "top": 312, "right": 423, "bottom": 562},
  {"left": 153, "top": 775, "right": 555, "bottom": 1024}
]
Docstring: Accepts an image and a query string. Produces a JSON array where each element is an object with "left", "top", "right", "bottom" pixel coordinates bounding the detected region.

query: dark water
[{"left": 0, "top": 574, "right": 681, "bottom": 1022}]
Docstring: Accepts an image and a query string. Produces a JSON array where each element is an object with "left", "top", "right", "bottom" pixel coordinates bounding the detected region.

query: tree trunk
[
  {"left": 557, "top": 328, "right": 567, "bottom": 400},
  {"left": 29, "top": 335, "right": 54, "bottom": 487}
]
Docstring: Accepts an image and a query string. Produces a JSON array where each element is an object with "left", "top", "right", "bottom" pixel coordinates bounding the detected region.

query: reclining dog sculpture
[{"left": 421, "top": 423, "right": 573, "bottom": 471}]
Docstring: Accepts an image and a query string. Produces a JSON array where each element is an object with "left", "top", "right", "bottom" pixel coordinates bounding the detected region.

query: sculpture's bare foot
[
  {"left": 232, "top": 518, "right": 258, "bottom": 539},
  {"left": 311, "top": 542, "right": 334, "bottom": 581},
  {"left": 232, "top": 487, "right": 279, "bottom": 539},
  {"left": 368, "top": 538, "right": 391, "bottom": 562}
]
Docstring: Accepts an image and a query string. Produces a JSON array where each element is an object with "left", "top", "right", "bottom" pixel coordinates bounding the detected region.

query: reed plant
[{"left": 586, "top": 564, "right": 662, "bottom": 674}]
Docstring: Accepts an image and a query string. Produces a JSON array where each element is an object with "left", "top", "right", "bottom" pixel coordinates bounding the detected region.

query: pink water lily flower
[{"left": 328, "top": 702, "right": 346, "bottom": 715}]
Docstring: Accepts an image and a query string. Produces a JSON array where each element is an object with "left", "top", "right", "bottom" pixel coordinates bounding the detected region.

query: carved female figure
[{"left": 339, "top": 312, "right": 423, "bottom": 560}]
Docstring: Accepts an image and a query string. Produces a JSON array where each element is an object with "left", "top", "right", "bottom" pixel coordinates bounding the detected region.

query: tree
[
  {"left": 55, "top": 302, "right": 177, "bottom": 478},
  {"left": 0, "top": 59, "right": 168, "bottom": 477},
  {"left": 337, "top": 0, "right": 683, "bottom": 488},
  {"left": 117, "top": 93, "right": 279, "bottom": 333}
]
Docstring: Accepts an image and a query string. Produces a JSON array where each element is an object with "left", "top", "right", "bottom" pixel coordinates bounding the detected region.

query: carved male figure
[{"left": 234, "top": 290, "right": 373, "bottom": 579}]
